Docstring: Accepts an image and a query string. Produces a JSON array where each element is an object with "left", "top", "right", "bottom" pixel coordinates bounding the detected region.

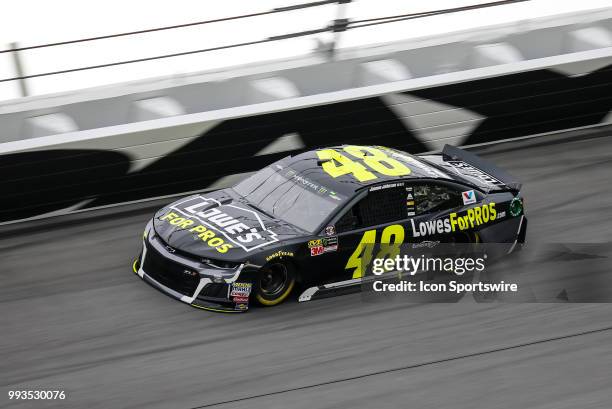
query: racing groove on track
[{"left": 2, "top": 128, "right": 612, "bottom": 409}]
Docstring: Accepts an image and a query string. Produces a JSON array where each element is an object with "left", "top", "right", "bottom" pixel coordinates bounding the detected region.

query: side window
[
  {"left": 336, "top": 186, "right": 406, "bottom": 233},
  {"left": 335, "top": 206, "right": 358, "bottom": 233},
  {"left": 412, "top": 184, "right": 462, "bottom": 215}
]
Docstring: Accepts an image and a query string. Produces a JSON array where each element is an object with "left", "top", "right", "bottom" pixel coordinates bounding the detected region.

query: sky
[{"left": 0, "top": 0, "right": 610, "bottom": 101}]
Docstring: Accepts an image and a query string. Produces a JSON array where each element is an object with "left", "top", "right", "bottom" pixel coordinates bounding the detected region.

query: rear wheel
[
  {"left": 427, "top": 232, "right": 479, "bottom": 280},
  {"left": 254, "top": 262, "right": 296, "bottom": 306}
]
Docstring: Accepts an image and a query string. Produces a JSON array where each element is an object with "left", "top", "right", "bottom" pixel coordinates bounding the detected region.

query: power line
[
  {"left": 0, "top": 25, "right": 332, "bottom": 83},
  {"left": 349, "top": 0, "right": 529, "bottom": 27},
  {"left": 0, "top": 39, "right": 272, "bottom": 83},
  {"left": 0, "top": 0, "right": 530, "bottom": 83},
  {"left": 0, "top": 0, "right": 339, "bottom": 54}
]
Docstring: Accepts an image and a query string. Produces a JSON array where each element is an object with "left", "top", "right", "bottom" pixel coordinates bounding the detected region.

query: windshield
[{"left": 233, "top": 166, "right": 346, "bottom": 233}]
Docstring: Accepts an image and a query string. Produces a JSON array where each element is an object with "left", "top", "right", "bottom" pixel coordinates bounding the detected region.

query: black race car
[{"left": 133, "top": 144, "right": 526, "bottom": 312}]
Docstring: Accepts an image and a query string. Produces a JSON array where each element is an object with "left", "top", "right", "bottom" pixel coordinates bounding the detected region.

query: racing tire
[
  {"left": 254, "top": 261, "right": 296, "bottom": 306},
  {"left": 428, "top": 232, "right": 479, "bottom": 280}
]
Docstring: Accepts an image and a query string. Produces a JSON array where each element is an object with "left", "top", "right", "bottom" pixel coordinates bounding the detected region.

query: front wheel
[{"left": 254, "top": 262, "right": 296, "bottom": 306}]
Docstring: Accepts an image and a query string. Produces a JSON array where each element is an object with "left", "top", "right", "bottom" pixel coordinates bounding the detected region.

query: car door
[
  {"left": 320, "top": 183, "right": 409, "bottom": 282},
  {"left": 405, "top": 181, "right": 471, "bottom": 243},
  {"left": 335, "top": 181, "right": 470, "bottom": 281},
  {"left": 304, "top": 180, "right": 471, "bottom": 284}
]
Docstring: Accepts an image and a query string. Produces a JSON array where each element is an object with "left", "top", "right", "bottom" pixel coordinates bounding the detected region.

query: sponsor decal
[
  {"left": 308, "top": 237, "right": 338, "bottom": 256},
  {"left": 496, "top": 211, "right": 506, "bottom": 220},
  {"left": 325, "top": 238, "right": 339, "bottom": 252},
  {"left": 462, "top": 190, "right": 477, "bottom": 205},
  {"left": 310, "top": 246, "right": 324, "bottom": 256},
  {"left": 285, "top": 169, "right": 325, "bottom": 195},
  {"left": 159, "top": 211, "right": 234, "bottom": 254},
  {"left": 412, "top": 241, "right": 440, "bottom": 249},
  {"left": 509, "top": 197, "right": 523, "bottom": 217},
  {"left": 230, "top": 282, "right": 252, "bottom": 297},
  {"left": 329, "top": 191, "right": 342, "bottom": 201},
  {"left": 411, "top": 218, "right": 452, "bottom": 237},
  {"left": 317, "top": 146, "right": 411, "bottom": 182},
  {"left": 169, "top": 196, "right": 279, "bottom": 252},
  {"left": 370, "top": 182, "right": 404, "bottom": 192},
  {"left": 411, "top": 202, "right": 497, "bottom": 237},
  {"left": 283, "top": 169, "right": 345, "bottom": 202},
  {"left": 308, "top": 238, "right": 325, "bottom": 248},
  {"left": 325, "top": 225, "right": 336, "bottom": 236},
  {"left": 265, "top": 250, "right": 294, "bottom": 262},
  {"left": 386, "top": 149, "right": 450, "bottom": 179},
  {"left": 232, "top": 296, "right": 249, "bottom": 303},
  {"left": 447, "top": 161, "right": 505, "bottom": 188},
  {"left": 406, "top": 186, "right": 416, "bottom": 215}
]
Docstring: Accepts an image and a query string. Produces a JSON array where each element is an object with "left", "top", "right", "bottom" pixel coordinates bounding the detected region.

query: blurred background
[{"left": 1, "top": 0, "right": 611, "bottom": 100}]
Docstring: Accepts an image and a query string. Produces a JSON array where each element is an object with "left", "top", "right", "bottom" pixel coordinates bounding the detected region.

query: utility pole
[
  {"left": 330, "top": 0, "right": 351, "bottom": 57},
  {"left": 314, "top": 0, "right": 351, "bottom": 60},
  {"left": 327, "top": 0, "right": 351, "bottom": 59},
  {"left": 9, "top": 42, "right": 29, "bottom": 97}
]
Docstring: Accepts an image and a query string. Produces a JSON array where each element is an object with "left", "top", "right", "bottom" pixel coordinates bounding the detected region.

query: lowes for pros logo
[{"left": 171, "top": 196, "right": 278, "bottom": 252}]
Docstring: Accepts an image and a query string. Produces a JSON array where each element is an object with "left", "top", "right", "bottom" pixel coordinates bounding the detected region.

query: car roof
[{"left": 277, "top": 145, "right": 452, "bottom": 197}]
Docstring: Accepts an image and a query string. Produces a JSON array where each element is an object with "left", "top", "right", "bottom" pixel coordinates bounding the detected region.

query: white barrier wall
[{"left": 1, "top": 8, "right": 612, "bottom": 222}]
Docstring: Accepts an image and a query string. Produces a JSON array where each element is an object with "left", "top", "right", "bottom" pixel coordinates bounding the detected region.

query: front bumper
[{"left": 133, "top": 225, "right": 252, "bottom": 312}]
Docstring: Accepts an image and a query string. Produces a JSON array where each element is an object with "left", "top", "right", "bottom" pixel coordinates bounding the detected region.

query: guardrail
[{"left": 1, "top": 8, "right": 611, "bottom": 223}]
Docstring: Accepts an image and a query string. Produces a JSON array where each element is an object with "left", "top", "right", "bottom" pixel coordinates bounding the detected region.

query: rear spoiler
[{"left": 442, "top": 145, "right": 522, "bottom": 192}]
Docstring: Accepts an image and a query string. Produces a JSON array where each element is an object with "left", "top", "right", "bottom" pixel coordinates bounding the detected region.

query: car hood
[{"left": 153, "top": 189, "right": 304, "bottom": 261}]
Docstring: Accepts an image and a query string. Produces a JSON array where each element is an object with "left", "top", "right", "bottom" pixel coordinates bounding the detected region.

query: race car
[{"left": 132, "top": 144, "right": 526, "bottom": 312}]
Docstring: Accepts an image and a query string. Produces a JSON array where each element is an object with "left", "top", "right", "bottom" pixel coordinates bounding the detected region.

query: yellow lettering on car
[
  {"left": 160, "top": 212, "right": 178, "bottom": 221},
  {"left": 343, "top": 146, "right": 411, "bottom": 178},
  {"left": 375, "top": 224, "right": 405, "bottom": 261},
  {"left": 317, "top": 146, "right": 410, "bottom": 182},
  {"left": 347, "top": 229, "right": 377, "bottom": 279},
  {"left": 347, "top": 225, "right": 406, "bottom": 279},
  {"left": 189, "top": 225, "right": 206, "bottom": 233},
  {"left": 450, "top": 202, "right": 497, "bottom": 232},
  {"left": 216, "top": 243, "right": 233, "bottom": 253},
  {"left": 161, "top": 216, "right": 234, "bottom": 254},
  {"left": 317, "top": 149, "right": 376, "bottom": 182},
  {"left": 488, "top": 202, "right": 497, "bottom": 221}
]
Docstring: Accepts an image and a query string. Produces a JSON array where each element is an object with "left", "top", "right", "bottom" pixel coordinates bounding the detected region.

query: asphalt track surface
[{"left": 2, "top": 127, "right": 612, "bottom": 409}]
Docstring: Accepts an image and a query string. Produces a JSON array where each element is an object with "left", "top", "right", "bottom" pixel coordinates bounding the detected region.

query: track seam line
[{"left": 189, "top": 325, "right": 612, "bottom": 408}]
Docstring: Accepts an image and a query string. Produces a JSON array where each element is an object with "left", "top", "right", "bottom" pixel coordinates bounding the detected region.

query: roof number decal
[{"left": 317, "top": 146, "right": 411, "bottom": 182}]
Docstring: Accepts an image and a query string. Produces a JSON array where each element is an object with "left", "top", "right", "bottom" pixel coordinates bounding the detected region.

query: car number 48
[
  {"left": 346, "top": 225, "right": 405, "bottom": 278},
  {"left": 317, "top": 146, "right": 411, "bottom": 182}
]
